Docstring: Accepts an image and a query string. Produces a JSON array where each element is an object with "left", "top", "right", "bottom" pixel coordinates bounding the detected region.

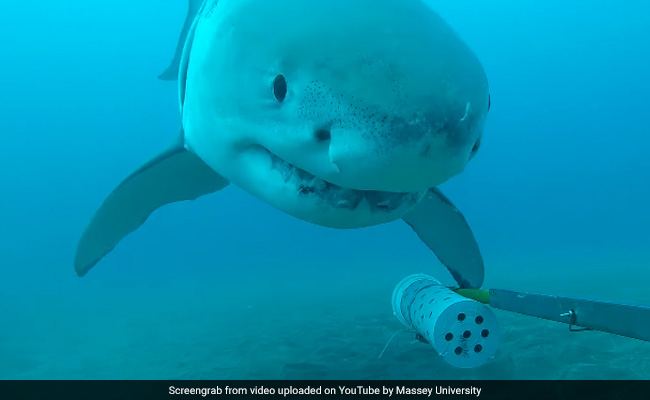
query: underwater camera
[{"left": 391, "top": 273, "right": 650, "bottom": 368}]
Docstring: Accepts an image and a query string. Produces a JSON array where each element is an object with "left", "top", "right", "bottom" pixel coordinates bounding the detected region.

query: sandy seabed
[{"left": 2, "top": 255, "right": 649, "bottom": 380}]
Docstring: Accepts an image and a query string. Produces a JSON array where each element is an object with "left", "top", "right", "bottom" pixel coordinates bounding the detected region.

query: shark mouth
[{"left": 263, "top": 148, "right": 425, "bottom": 212}]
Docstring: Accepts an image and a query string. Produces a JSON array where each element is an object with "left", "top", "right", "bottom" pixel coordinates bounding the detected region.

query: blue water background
[{"left": 0, "top": 0, "right": 648, "bottom": 379}]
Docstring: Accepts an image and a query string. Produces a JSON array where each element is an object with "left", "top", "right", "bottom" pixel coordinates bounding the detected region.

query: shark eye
[{"left": 273, "top": 74, "right": 287, "bottom": 102}]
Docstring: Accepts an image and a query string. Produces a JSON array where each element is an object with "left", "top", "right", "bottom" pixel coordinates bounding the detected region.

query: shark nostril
[
  {"left": 471, "top": 138, "right": 481, "bottom": 154},
  {"left": 314, "top": 128, "right": 331, "bottom": 142},
  {"left": 421, "top": 143, "right": 431, "bottom": 157},
  {"left": 468, "top": 138, "right": 482, "bottom": 161}
]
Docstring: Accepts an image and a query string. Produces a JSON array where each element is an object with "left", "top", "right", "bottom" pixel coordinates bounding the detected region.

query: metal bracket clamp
[{"left": 559, "top": 309, "right": 591, "bottom": 332}]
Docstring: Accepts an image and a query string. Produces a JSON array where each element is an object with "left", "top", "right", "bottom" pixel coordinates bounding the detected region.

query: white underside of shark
[{"left": 75, "top": 0, "right": 491, "bottom": 289}]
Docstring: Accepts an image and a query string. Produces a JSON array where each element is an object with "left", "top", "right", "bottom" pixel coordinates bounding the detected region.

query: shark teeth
[{"left": 267, "top": 150, "right": 422, "bottom": 212}]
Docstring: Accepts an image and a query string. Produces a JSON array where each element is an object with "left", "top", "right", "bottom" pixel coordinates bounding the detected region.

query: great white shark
[{"left": 75, "top": 0, "right": 491, "bottom": 289}]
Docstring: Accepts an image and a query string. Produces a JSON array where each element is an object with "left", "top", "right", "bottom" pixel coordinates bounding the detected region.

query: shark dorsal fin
[
  {"left": 158, "top": 0, "right": 205, "bottom": 81},
  {"left": 178, "top": 0, "right": 211, "bottom": 112}
]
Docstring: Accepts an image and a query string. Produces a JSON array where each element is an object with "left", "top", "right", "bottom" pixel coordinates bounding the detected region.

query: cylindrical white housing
[{"left": 391, "top": 274, "right": 500, "bottom": 368}]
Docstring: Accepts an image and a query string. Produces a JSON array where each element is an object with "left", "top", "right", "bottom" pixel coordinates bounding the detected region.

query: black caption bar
[{"left": 0, "top": 380, "right": 646, "bottom": 400}]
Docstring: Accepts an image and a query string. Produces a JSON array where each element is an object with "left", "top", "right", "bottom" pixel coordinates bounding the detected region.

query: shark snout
[{"left": 321, "top": 119, "right": 479, "bottom": 193}]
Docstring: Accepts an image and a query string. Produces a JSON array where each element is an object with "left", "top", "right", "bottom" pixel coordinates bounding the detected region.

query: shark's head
[{"left": 183, "top": 0, "right": 490, "bottom": 228}]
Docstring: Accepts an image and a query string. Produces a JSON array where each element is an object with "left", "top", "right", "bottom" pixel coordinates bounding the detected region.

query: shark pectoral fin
[
  {"left": 402, "top": 188, "right": 484, "bottom": 289},
  {"left": 158, "top": 0, "right": 205, "bottom": 81},
  {"left": 74, "top": 130, "right": 229, "bottom": 277}
]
